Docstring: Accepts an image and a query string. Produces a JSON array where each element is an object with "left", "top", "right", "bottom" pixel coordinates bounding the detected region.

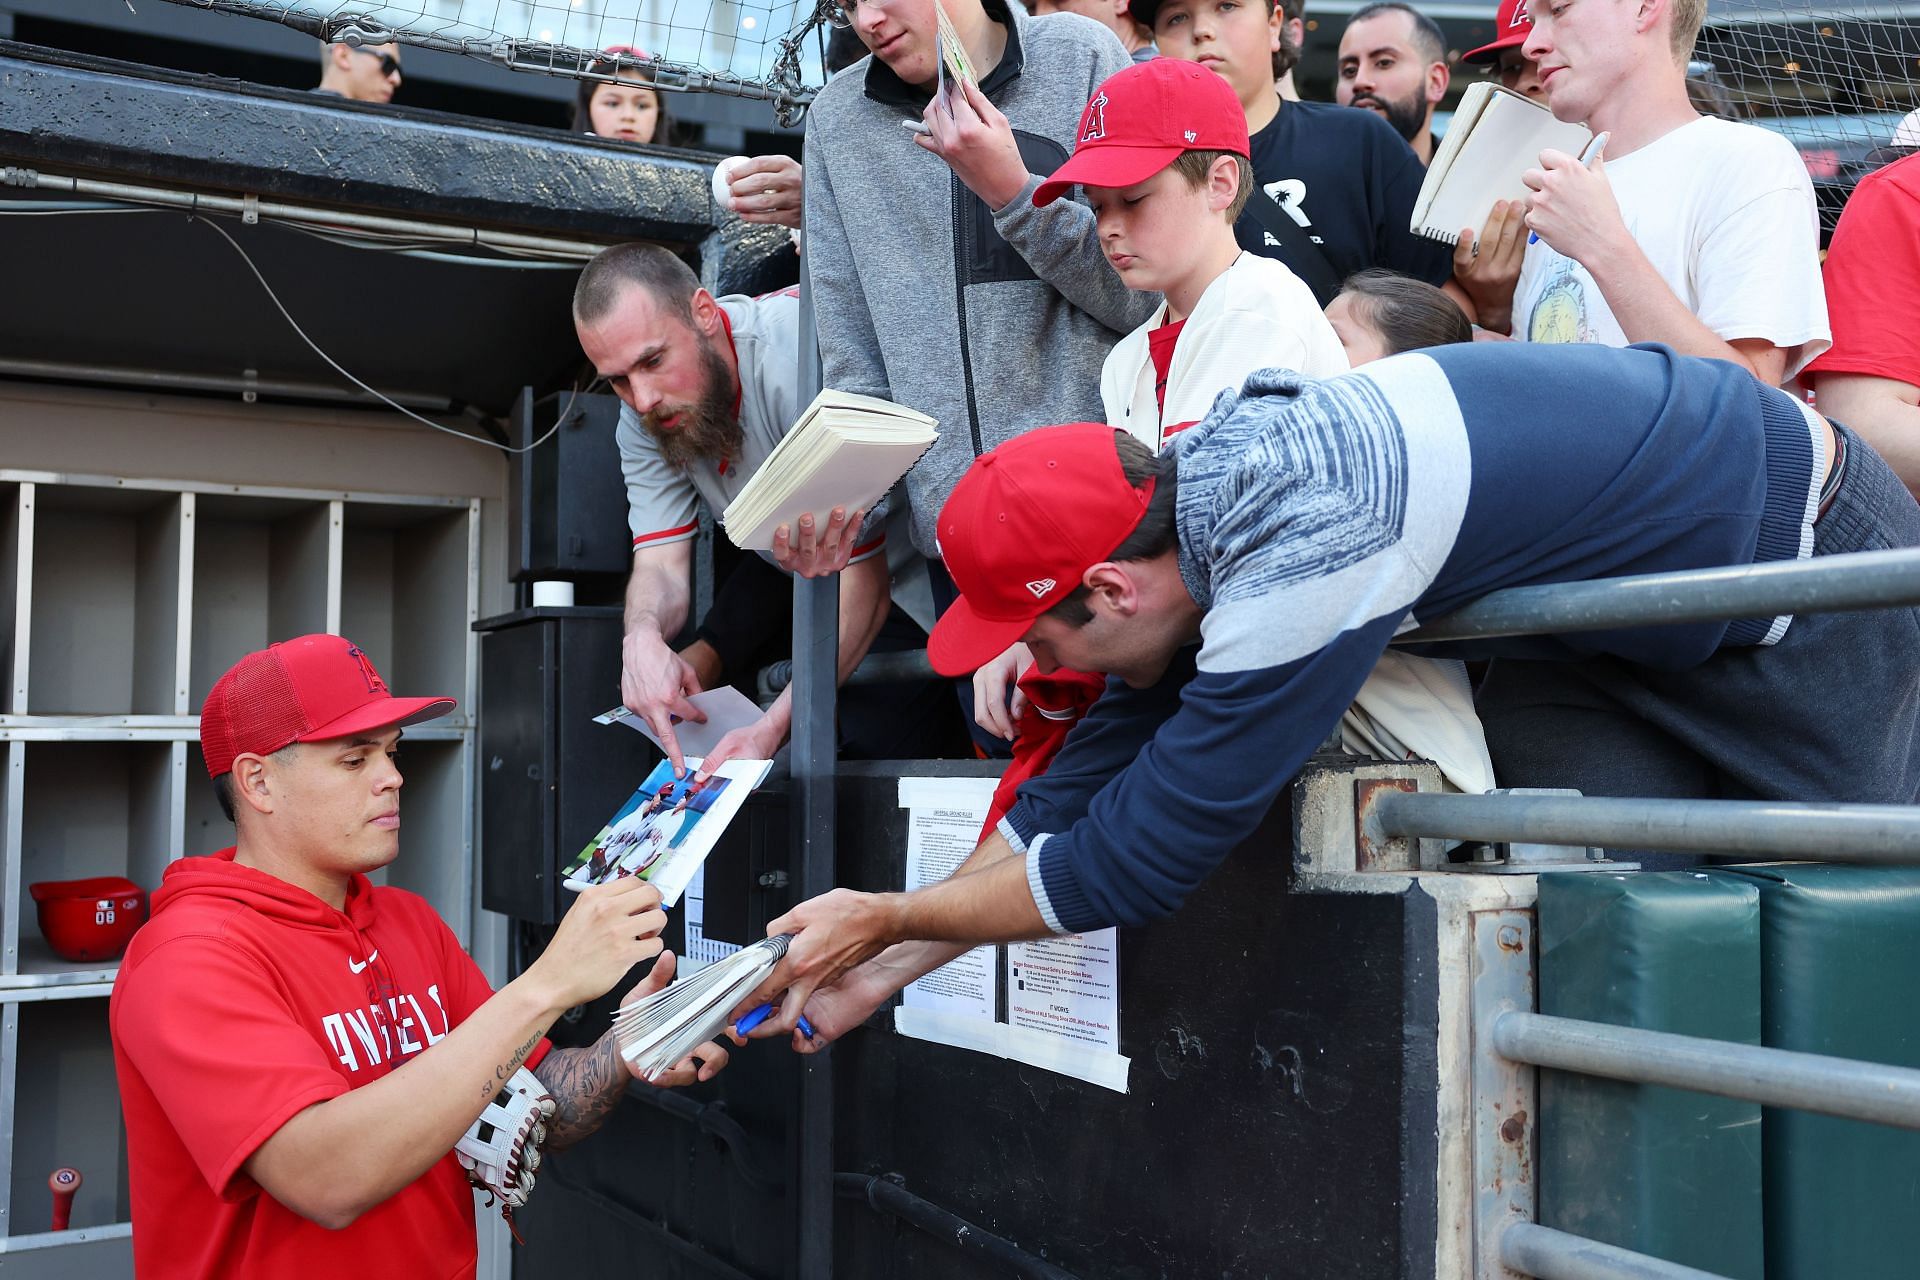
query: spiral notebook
[{"left": 1410, "top": 82, "right": 1592, "bottom": 245}]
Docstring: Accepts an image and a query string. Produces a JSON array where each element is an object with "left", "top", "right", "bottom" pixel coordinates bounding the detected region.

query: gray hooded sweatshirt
[{"left": 803, "top": 3, "right": 1159, "bottom": 558}]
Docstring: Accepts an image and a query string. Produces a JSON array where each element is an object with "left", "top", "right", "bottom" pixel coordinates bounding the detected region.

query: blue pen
[
  {"left": 1528, "top": 130, "right": 1609, "bottom": 245},
  {"left": 735, "top": 1002, "right": 815, "bottom": 1040}
]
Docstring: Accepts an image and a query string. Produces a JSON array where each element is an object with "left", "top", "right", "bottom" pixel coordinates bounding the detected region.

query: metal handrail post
[
  {"left": 1370, "top": 790, "right": 1920, "bottom": 863},
  {"left": 1400, "top": 547, "right": 1920, "bottom": 643},
  {"left": 1501, "top": 1223, "right": 1735, "bottom": 1280},
  {"left": 792, "top": 255, "right": 835, "bottom": 1280},
  {"left": 1492, "top": 1011, "right": 1920, "bottom": 1130}
]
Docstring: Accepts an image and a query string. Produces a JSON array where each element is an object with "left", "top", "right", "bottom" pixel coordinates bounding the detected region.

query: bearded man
[
  {"left": 1335, "top": 2, "right": 1450, "bottom": 165},
  {"left": 573, "top": 244, "right": 948, "bottom": 776}
]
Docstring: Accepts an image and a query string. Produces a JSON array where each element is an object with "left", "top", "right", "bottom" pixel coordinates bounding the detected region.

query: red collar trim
[{"left": 717, "top": 305, "right": 743, "bottom": 420}]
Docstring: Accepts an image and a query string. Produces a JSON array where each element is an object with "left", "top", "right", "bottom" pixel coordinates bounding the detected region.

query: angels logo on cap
[
  {"left": 1080, "top": 91, "right": 1109, "bottom": 143},
  {"left": 1035, "top": 60, "right": 1250, "bottom": 207},
  {"left": 1508, "top": 0, "right": 1531, "bottom": 27}
]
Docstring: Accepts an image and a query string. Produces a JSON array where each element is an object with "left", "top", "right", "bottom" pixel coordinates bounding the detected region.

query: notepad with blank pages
[
  {"left": 1411, "top": 81, "right": 1592, "bottom": 245},
  {"left": 720, "top": 389, "right": 938, "bottom": 552}
]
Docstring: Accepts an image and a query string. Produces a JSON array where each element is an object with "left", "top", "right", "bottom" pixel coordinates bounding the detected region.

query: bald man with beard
[{"left": 573, "top": 243, "right": 944, "bottom": 779}]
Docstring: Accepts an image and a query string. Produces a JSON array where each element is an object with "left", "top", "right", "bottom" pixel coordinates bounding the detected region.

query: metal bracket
[
  {"left": 241, "top": 193, "right": 259, "bottom": 225},
  {"left": 1355, "top": 777, "right": 1420, "bottom": 872},
  {"left": 1470, "top": 910, "right": 1535, "bottom": 1279}
]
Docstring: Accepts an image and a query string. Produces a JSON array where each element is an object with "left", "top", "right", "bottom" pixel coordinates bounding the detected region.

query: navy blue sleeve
[
  {"left": 1371, "top": 131, "right": 1453, "bottom": 286},
  {"left": 1022, "top": 613, "right": 1403, "bottom": 934}
]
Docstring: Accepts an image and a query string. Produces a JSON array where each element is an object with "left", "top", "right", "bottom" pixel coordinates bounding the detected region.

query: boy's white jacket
[
  {"left": 1101, "top": 252, "right": 1350, "bottom": 441},
  {"left": 1101, "top": 251, "right": 1495, "bottom": 797}
]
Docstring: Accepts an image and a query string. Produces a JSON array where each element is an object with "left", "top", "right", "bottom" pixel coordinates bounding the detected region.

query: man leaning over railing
[{"left": 724, "top": 341, "right": 1920, "bottom": 1046}]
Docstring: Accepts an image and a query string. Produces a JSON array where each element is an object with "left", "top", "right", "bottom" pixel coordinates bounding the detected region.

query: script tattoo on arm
[
  {"left": 482, "top": 1029, "right": 545, "bottom": 1100},
  {"left": 531, "top": 1032, "right": 629, "bottom": 1150}
]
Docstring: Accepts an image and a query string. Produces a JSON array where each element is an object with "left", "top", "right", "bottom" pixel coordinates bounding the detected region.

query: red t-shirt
[
  {"left": 1147, "top": 316, "right": 1188, "bottom": 418},
  {"left": 1805, "top": 152, "right": 1920, "bottom": 388},
  {"left": 981, "top": 667, "right": 1111, "bottom": 838},
  {"left": 110, "top": 850, "right": 549, "bottom": 1280}
]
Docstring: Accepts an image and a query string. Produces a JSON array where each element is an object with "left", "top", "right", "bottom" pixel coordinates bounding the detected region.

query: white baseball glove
[{"left": 457, "top": 1066, "right": 557, "bottom": 1219}]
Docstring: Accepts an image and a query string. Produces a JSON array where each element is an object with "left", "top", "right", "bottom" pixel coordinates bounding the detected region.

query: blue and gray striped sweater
[{"left": 1003, "top": 342, "right": 1824, "bottom": 935}]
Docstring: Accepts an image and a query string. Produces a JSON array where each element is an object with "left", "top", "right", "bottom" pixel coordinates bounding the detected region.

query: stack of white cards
[
  {"left": 613, "top": 934, "right": 790, "bottom": 1080},
  {"left": 720, "top": 390, "right": 937, "bottom": 551}
]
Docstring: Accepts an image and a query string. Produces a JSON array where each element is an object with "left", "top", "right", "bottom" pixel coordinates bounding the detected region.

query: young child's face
[
  {"left": 1325, "top": 291, "right": 1390, "bottom": 366},
  {"left": 1086, "top": 165, "right": 1221, "bottom": 296},
  {"left": 1152, "top": 0, "right": 1283, "bottom": 109}
]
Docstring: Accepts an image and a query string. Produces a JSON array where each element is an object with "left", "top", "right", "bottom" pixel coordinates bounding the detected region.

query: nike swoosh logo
[{"left": 347, "top": 949, "right": 379, "bottom": 975}]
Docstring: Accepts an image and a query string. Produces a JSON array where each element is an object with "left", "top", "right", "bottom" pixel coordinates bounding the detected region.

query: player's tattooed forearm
[
  {"left": 532, "top": 1034, "right": 626, "bottom": 1149},
  {"left": 483, "top": 1030, "right": 545, "bottom": 1098}
]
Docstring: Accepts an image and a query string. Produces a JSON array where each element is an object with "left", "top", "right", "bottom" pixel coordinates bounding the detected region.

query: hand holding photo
[{"left": 561, "top": 756, "right": 771, "bottom": 906}]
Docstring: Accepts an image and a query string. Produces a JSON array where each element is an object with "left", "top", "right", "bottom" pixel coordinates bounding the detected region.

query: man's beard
[
  {"left": 643, "top": 338, "right": 744, "bottom": 469},
  {"left": 1352, "top": 88, "right": 1427, "bottom": 144}
]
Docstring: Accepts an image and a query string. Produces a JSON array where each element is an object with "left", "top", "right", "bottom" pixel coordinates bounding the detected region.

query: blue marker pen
[
  {"left": 735, "top": 1002, "right": 815, "bottom": 1040},
  {"left": 1529, "top": 130, "right": 1609, "bottom": 245}
]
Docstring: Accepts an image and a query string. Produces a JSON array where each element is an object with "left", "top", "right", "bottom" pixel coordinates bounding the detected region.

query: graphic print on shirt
[
  {"left": 1527, "top": 257, "right": 1596, "bottom": 344},
  {"left": 1261, "top": 179, "right": 1324, "bottom": 245},
  {"left": 320, "top": 980, "right": 453, "bottom": 1074}
]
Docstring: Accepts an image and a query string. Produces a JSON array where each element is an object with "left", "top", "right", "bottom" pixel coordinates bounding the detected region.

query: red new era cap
[
  {"left": 199, "top": 634, "right": 455, "bottom": 777},
  {"left": 927, "top": 425, "right": 1156, "bottom": 677},
  {"left": 1034, "top": 58, "right": 1250, "bottom": 207},
  {"left": 1464, "top": 0, "right": 1534, "bottom": 63}
]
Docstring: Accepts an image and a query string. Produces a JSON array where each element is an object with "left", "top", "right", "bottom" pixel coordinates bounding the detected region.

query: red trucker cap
[
  {"left": 1034, "top": 58, "right": 1250, "bottom": 207},
  {"left": 200, "top": 634, "right": 455, "bottom": 777},
  {"left": 927, "top": 425, "right": 1156, "bottom": 677},
  {"left": 1464, "top": 0, "right": 1534, "bottom": 63}
]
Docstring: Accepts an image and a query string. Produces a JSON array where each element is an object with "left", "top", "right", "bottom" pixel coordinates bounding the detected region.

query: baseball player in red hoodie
[{"left": 109, "top": 634, "right": 726, "bottom": 1279}]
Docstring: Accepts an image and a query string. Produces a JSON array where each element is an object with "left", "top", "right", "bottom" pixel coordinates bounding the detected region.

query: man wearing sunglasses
[{"left": 317, "top": 39, "right": 403, "bottom": 104}]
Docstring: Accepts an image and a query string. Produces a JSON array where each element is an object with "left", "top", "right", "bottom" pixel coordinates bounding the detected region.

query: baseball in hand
[{"left": 711, "top": 156, "right": 750, "bottom": 212}]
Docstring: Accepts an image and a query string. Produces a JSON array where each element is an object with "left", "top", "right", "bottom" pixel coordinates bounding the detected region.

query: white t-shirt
[
  {"left": 1513, "top": 115, "right": 1831, "bottom": 379},
  {"left": 1100, "top": 252, "right": 1348, "bottom": 447}
]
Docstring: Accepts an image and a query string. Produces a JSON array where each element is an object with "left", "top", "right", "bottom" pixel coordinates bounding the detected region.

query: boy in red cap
[
  {"left": 110, "top": 634, "right": 726, "bottom": 1280},
  {"left": 1036, "top": 57, "right": 1346, "bottom": 444},
  {"left": 976, "top": 59, "right": 1496, "bottom": 826},
  {"left": 1463, "top": 0, "right": 1543, "bottom": 101}
]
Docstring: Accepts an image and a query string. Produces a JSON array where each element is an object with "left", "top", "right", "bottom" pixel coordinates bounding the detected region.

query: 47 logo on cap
[{"left": 1025, "top": 578, "right": 1057, "bottom": 599}]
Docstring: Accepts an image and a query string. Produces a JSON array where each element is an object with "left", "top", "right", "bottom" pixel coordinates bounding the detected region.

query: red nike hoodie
[{"left": 109, "top": 850, "right": 546, "bottom": 1280}]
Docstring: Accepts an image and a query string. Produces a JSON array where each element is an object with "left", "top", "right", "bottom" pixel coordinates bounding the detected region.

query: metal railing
[{"left": 1357, "top": 546, "right": 1920, "bottom": 1280}]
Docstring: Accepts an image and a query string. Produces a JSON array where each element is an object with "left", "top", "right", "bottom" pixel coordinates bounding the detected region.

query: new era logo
[{"left": 1025, "top": 578, "right": 1057, "bottom": 599}]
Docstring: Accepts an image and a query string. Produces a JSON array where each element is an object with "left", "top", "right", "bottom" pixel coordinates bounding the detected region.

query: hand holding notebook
[
  {"left": 721, "top": 389, "right": 937, "bottom": 553},
  {"left": 1410, "top": 81, "right": 1592, "bottom": 246}
]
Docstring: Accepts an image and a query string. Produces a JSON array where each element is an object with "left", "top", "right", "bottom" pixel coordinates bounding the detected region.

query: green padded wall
[
  {"left": 1720, "top": 865, "right": 1920, "bottom": 1280},
  {"left": 1536, "top": 871, "right": 1765, "bottom": 1279}
]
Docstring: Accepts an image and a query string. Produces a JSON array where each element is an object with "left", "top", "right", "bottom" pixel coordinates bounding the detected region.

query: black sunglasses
[{"left": 352, "top": 47, "right": 403, "bottom": 77}]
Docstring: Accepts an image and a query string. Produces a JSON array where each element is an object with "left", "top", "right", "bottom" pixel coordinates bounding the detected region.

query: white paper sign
[
  {"left": 1008, "top": 930, "right": 1121, "bottom": 1054},
  {"left": 898, "top": 777, "right": 1000, "bottom": 1024},
  {"left": 889, "top": 776, "right": 1131, "bottom": 1093}
]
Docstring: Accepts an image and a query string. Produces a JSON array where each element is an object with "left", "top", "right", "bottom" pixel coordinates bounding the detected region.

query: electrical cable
[
  {"left": 0, "top": 200, "right": 586, "bottom": 267},
  {"left": 193, "top": 213, "right": 580, "bottom": 454}
]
